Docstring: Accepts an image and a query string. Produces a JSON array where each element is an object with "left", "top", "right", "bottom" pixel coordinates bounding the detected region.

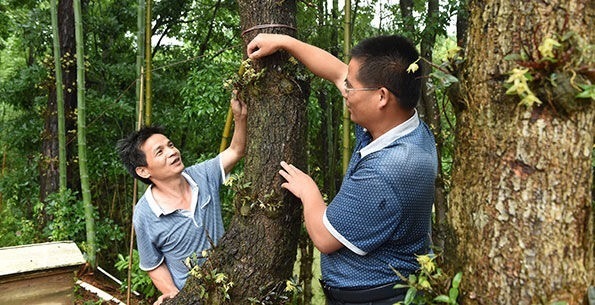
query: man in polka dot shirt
[{"left": 248, "top": 34, "right": 437, "bottom": 304}]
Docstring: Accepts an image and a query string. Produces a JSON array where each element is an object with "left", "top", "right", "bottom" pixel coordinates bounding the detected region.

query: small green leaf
[
  {"left": 449, "top": 287, "right": 459, "bottom": 302},
  {"left": 575, "top": 84, "right": 594, "bottom": 99},
  {"left": 404, "top": 287, "right": 417, "bottom": 305},
  {"left": 503, "top": 54, "right": 523, "bottom": 61},
  {"left": 452, "top": 272, "right": 462, "bottom": 288},
  {"left": 561, "top": 31, "right": 575, "bottom": 41},
  {"left": 434, "top": 295, "right": 451, "bottom": 303},
  {"left": 431, "top": 70, "right": 459, "bottom": 87}
]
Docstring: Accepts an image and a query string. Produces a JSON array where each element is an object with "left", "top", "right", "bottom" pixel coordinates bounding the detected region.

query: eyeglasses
[{"left": 343, "top": 81, "right": 380, "bottom": 95}]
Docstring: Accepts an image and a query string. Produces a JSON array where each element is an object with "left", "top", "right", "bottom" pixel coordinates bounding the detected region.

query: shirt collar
[
  {"left": 146, "top": 172, "right": 199, "bottom": 217},
  {"left": 359, "top": 110, "right": 420, "bottom": 158}
]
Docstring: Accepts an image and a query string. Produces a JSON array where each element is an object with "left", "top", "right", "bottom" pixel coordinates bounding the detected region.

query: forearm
[
  {"left": 249, "top": 34, "right": 347, "bottom": 87},
  {"left": 301, "top": 191, "right": 343, "bottom": 254},
  {"left": 221, "top": 113, "right": 247, "bottom": 174},
  {"left": 278, "top": 161, "right": 343, "bottom": 254},
  {"left": 278, "top": 35, "right": 347, "bottom": 87},
  {"left": 147, "top": 263, "right": 179, "bottom": 295}
]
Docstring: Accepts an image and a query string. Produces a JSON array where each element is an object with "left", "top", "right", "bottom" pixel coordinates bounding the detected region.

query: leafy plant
[
  {"left": 114, "top": 249, "right": 158, "bottom": 298},
  {"left": 504, "top": 33, "right": 593, "bottom": 111},
  {"left": 43, "top": 189, "right": 85, "bottom": 241},
  {"left": 187, "top": 250, "right": 234, "bottom": 302},
  {"left": 395, "top": 254, "right": 463, "bottom": 305}
]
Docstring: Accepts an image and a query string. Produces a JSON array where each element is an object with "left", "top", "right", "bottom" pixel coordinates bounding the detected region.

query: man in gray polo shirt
[{"left": 117, "top": 94, "right": 247, "bottom": 304}]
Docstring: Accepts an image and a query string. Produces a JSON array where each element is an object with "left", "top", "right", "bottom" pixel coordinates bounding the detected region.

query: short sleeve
[
  {"left": 133, "top": 214, "right": 164, "bottom": 271},
  {"left": 187, "top": 155, "right": 224, "bottom": 186}
]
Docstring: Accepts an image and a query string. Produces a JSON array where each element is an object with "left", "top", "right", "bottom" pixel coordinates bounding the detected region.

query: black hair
[
  {"left": 116, "top": 126, "right": 167, "bottom": 185},
  {"left": 351, "top": 35, "right": 422, "bottom": 109}
]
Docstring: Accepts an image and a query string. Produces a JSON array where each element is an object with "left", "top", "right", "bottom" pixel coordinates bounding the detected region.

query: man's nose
[{"left": 166, "top": 146, "right": 177, "bottom": 156}]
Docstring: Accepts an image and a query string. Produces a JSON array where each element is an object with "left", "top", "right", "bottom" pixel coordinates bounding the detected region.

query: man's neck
[
  {"left": 151, "top": 175, "right": 191, "bottom": 211},
  {"left": 368, "top": 108, "right": 415, "bottom": 140}
]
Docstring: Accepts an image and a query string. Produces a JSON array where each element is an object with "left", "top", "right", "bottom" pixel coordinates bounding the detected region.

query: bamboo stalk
[
  {"left": 135, "top": 0, "right": 145, "bottom": 118},
  {"left": 50, "top": 0, "right": 67, "bottom": 191},
  {"left": 219, "top": 107, "right": 234, "bottom": 153},
  {"left": 144, "top": 0, "right": 152, "bottom": 126},
  {"left": 0, "top": 105, "right": 5, "bottom": 210},
  {"left": 74, "top": 0, "right": 96, "bottom": 268},
  {"left": 128, "top": 67, "right": 145, "bottom": 304},
  {"left": 0, "top": 147, "right": 5, "bottom": 210},
  {"left": 219, "top": 63, "right": 247, "bottom": 153},
  {"left": 342, "top": 0, "right": 352, "bottom": 174}
]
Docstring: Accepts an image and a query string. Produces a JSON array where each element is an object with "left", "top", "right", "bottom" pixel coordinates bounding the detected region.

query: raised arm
[
  {"left": 220, "top": 93, "right": 247, "bottom": 174},
  {"left": 247, "top": 34, "right": 347, "bottom": 92}
]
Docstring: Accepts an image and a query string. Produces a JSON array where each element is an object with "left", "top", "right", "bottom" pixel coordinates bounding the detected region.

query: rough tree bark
[
  {"left": 446, "top": 0, "right": 594, "bottom": 304},
  {"left": 165, "top": 1, "right": 306, "bottom": 304}
]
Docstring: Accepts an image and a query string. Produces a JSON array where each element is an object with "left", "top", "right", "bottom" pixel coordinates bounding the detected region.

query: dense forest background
[{"left": 0, "top": 0, "right": 592, "bottom": 304}]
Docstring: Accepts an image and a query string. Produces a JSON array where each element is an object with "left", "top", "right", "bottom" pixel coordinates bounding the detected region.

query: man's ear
[
  {"left": 136, "top": 166, "right": 150, "bottom": 179},
  {"left": 377, "top": 87, "right": 391, "bottom": 109}
]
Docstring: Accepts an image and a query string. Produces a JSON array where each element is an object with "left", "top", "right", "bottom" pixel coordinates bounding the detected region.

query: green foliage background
[{"left": 0, "top": 0, "right": 463, "bottom": 301}]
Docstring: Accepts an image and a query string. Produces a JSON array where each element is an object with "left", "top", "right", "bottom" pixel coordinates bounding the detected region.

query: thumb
[
  {"left": 246, "top": 43, "right": 258, "bottom": 57},
  {"left": 248, "top": 49, "right": 261, "bottom": 59}
]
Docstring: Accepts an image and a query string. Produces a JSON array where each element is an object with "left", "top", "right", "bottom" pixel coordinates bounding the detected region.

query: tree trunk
[
  {"left": 50, "top": 0, "right": 67, "bottom": 193},
  {"left": 418, "top": 0, "right": 449, "bottom": 251},
  {"left": 455, "top": 0, "right": 469, "bottom": 49},
  {"left": 40, "top": 0, "right": 78, "bottom": 236},
  {"left": 166, "top": 1, "right": 306, "bottom": 304},
  {"left": 399, "top": 0, "right": 416, "bottom": 39},
  {"left": 446, "top": 0, "right": 594, "bottom": 304},
  {"left": 41, "top": 0, "right": 78, "bottom": 201}
]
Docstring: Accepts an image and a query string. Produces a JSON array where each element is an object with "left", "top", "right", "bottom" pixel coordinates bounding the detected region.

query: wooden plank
[{"left": 0, "top": 241, "right": 85, "bottom": 276}]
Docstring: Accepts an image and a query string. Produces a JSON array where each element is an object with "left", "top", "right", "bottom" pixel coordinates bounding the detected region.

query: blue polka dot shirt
[{"left": 321, "top": 114, "right": 437, "bottom": 289}]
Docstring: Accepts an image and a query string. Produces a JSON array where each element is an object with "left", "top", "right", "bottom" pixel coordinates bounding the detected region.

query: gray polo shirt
[{"left": 133, "top": 155, "right": 226, "bottom": 290}]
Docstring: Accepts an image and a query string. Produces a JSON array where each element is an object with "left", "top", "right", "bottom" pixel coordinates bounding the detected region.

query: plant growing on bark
[
  {"left": 228, "top": 172, "right": 284, "bottom": 217},
  {"left": 223, "top": 58, "right": 265, "bottom": 95},
  {"left": 186, "top": 250, "right": 234, "bottom": 302},
  {"left": 504, "top": 32, "right": 594, "bottom": 111},
  {"left": 394, "top": 253, "right": 463, "bottom": 305}
]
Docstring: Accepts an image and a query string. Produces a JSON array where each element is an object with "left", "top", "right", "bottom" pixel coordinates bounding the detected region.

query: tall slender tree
[
  {"left": 42, "top": 0, "right": 79, "bottom": 197},
  {"left": 136, "top": 0, "right": 145, "bottom": 123},
  {"left": 300, "top": 0, "right": 343, "bottom": 303},
  {"left": 418, "top": 0, "right": 448, "bottom": 251},
  {"left": 341, "top": 0, "right": 352, "bottom": 174},
  {"left": 144, "top": 0, "right": 153, "bottom": 126},
  {"left": 50, "top": 0, "right": 66, "bottom": 192},
  {"left": 73, "top": 0, "right": 96, "bottom": 268},
  {"left": 446, "top": 0, "right": 594, "bottom": 303},
  {"left": 40, "top": 0, "right": 78, "bottom": 234}
]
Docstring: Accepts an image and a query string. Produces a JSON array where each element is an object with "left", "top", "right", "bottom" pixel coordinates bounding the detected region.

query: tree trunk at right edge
[{"left": 446, "top": 0, "right": 594, "bottom": 304}]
